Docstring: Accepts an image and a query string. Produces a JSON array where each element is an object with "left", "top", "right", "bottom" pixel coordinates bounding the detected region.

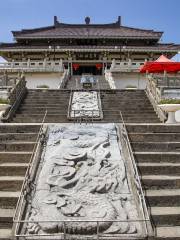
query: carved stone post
[
  {"left": 43, "top": 58, "right": 47, "bottom": 69},
  {"left": 27, "top": 58, "right": 31, "bottom": 68},
  {"left": 128, "top": 58, "right": 132, "bottom": 71},
  {"left": 3, "top": 71, "right": 8, "bottom": 86}
]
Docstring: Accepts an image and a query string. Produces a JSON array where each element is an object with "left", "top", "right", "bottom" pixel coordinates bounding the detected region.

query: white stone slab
[
  {"left": 70, "top": 91, "right": 100, "bottom": 118},
  {"left": 25, "top": 124, "right": 144, "bottom": 238}
]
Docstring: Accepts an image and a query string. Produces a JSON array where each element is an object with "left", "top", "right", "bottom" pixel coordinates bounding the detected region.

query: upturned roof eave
[{"left": 13, "top": 35, "right": 162, "bottom": 40}]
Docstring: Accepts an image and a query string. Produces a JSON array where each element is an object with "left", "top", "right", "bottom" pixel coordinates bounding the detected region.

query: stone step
[
  {"left": 24, "top": 97, "right": 70, "bottom": 101},
  {"left": 122, "top": 114, "right": 158, "bottom": 118},
  {"left": 13, "top": 115, "right": 158, "bottom": 123},
  {"left": 13, "top": 118, "right": 159, "bottom": 124},
  {"left": 102, "top": 98, "right": 150, "bottom": 101},
  {"left": 14, "top": 114, "right": 64, "bottom": 118},
  {"left": 102, "top": 93, "right": 147, "bottom": 96},
  {"left": 151, "top": 207, "right": 180, "bottom": 226},
  {"left": 156, "top": 226, "right": 180, "bottom": 239},
  {"left": 0, "top": 142, "right": 35, "bottom": 152},
  {"left": 126, "top": 124, "right": 180, "bottom": 133},
  {"left": 0, "top": 125, "right": 40, "bottom": 133},
  {"left": 0, "top": 152, "right": 31, "bottom": 164},
  {"left": 27, "top": 91, "right": 70, "bottom": 95},
  {"left": 0, "top": 209, "right": 14, "bottom": 229},
  {"left": 102, "top": 106, "right": 154, "bottom": 110},
  {"left": 131, "top": 142, "right": 180, "bottom": 152},
  {"left": 146, "top": 189, "right": 180, "bottom": 207},
  {"left": 0, "top": 176, "right": 24, "bottom": 191},
  {"left": 103, "top": 116, "right": 159, "bottom": 123},
  {"left": 102, "top": 97, "right": 149, "bottom": 100},
  {"left": 129, "top": 133, "right": 180, "bottom": 142},
  {"left": 102, "top": 110, "right": 157, "bottom": 115},
  {"left": 134, "top": 152, "right": 180, "bottom": 163},
  {"left": 18, "top": 105, "right": 68, "bottom": 110},
  {"left": 0, "top": 191, "right": 19, "bottom": 208},
  {"left": 20, "top": 104, "right": 69, "bottom": 109},
  {"left": 0, "top": 228, "right": 12, "bottom": 240},
  {"left": 26, "top": 97, "right": 70, "bottom": 99},
  {"left": 27, "top": 92, "right": 70, "bottom": 95},
  {"left": 13, "top": 116, "right": 68, "bottom": 123},
  {"left": 18, "top": 109, "right": 67, "bottom": 114},
  {"left": 142, "top": 175, "right": 180, "bottom": 190},
  {"left": 0, "top": 163, "right": 28, "bottom": 176},
  {"left": 138, "top": 162, "right": 180, "bottom": 175},
  {"left": 103, "top": 117, "right": 158, "bottom": 121},
  {"left": 21, "top": 101, "right": 69, "bottom": 105},
  {"left": 0, "top": 133, "right": 38, "bottom": 142},
  {"left": 26, "top": 92, "right": 70, "bottom": 95},
  {"left": 102, "top": 98, "right": 151, "bottom": 102},
  {"left": 101, "top": 93, "right": 148, "bottom": 96},
  {"left": 26, "top": 94, "right": 70, "bottom": 98},
  {"left": 102, "top": 101, "right": 152, "bottom": 105},
  {"left": 122, "top": 109, "right": 156, "bottom": 113}
]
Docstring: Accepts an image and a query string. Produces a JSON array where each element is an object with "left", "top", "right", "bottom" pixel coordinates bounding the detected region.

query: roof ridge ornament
[
  {"left": 117, "top": 16, "right": 121, "bottom": 26},
  {"left": 54, "top": 16, "right": 59, "bottom": 27},
  {"left": 85, "top": 16, "right": 90, "bottom": 25}
]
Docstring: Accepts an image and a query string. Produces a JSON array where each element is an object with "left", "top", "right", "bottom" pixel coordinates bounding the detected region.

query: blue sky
[{"left": 0, "top": 0, "right": 180, "bottom": 60}]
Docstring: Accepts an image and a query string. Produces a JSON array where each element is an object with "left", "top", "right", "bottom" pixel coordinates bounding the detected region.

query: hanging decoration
[
  {"left": 95, "top": 63, "right": 103, "bottom": 70},
  {"left": 72, "top": 64, "right": 80, "bottom": 71}
]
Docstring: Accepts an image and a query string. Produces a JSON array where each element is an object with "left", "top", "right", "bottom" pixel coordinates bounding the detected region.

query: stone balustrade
[
  {"left": 146, "top": 76, "right": 166, "bottom": 122},
  {"left": 1, "top": 74, "right": 27, "bottom": 121},
  {"left": 58, "top": 69, "right": 70, "bottom": 89},
  {"left": 110, "top": 59, "right": 144, "bottom": 72},
  {"left": 0, "top": 60, "right": 64, "bottom": 72},
  {"left": 104, "top": 69, "right": 116, "bottom": 89}
]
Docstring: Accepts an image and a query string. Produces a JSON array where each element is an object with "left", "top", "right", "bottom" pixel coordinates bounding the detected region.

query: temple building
[
  {"left": 1, "top": 16, "right": 180, "bottom": 240},
  {"left": 0, "top": 16, "right": 179, "bottom": 88}
]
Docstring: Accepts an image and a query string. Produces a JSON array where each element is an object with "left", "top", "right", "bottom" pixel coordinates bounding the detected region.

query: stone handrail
[
  {"left": 110, "top": 59, "right": 144, "bottom": 72},
  {"left": 146, "top": 76, "right": 166, "bottom": 122},
  {"left": 2, "top": 75, "right": 27, "bottom": 121},
  {"left": 153, "top": 74, "right": 180, "bottom": 88},
  {"left": 0, "top": 60, "right": 64, "bottom": 72},
  {"left": 58, "top": 69, "right": 70, "bottom": 89},
  {"left": 146, "top": 76, "right": 162, "bottom": 103},
  {"left": 8, "top": 76, "right": 26, "bottom": 104},
  {"left": 104, "top": 69, "right": 116, "bottom": 89}
]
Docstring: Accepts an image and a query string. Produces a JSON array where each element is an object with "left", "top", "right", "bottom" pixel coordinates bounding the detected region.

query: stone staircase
[
  {"left": 127, "top": 124, "right": 180, "bottom": 239},
  {"left": 11, "top": 89, "right": 160, "bottom": 123},
  {"left": 0, "top": 124, "right": 40, "bottom": 239},
  {"left": 101, "top": 90, "right": 160, "bottom": 123},
  {"left": 3, "top": 87, "right": 180, "bottom": 239},
  {"left": 12, "top": 89, "right": 70, "bottom": 123},
  {"left": 65, "top": 75, "right": 110, "bottom": 89}
]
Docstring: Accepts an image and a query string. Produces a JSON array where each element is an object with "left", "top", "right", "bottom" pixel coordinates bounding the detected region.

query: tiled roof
[
  {"left": 0, "top": 43, "right": 179, "bottom": 52},
  {"left": 12, "top": 23, "right": 163, "bottom": 40}
]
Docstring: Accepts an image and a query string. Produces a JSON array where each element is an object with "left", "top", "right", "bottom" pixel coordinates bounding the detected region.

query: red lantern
[
  {"left": 72, "top": 64, "right": 80, "bottom": 71},
  {"left": 95, "top": 63, "right": 103, "bottom": 70}
]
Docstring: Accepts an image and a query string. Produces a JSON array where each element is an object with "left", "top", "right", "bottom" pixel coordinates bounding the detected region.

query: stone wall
[
  {"left": 112, "top": 72, "right": 147, "bottom": 89},
  {"left": 25, "top": 72, "right": 63, "bottom": 89}
]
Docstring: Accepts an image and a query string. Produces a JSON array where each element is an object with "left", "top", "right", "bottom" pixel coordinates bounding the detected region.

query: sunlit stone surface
[
  {"left": 70, "top": 91, "right": 100, "bottom": 118},
  {"left": 26, "top": 124, "right": 143, "bottom": 237}
]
